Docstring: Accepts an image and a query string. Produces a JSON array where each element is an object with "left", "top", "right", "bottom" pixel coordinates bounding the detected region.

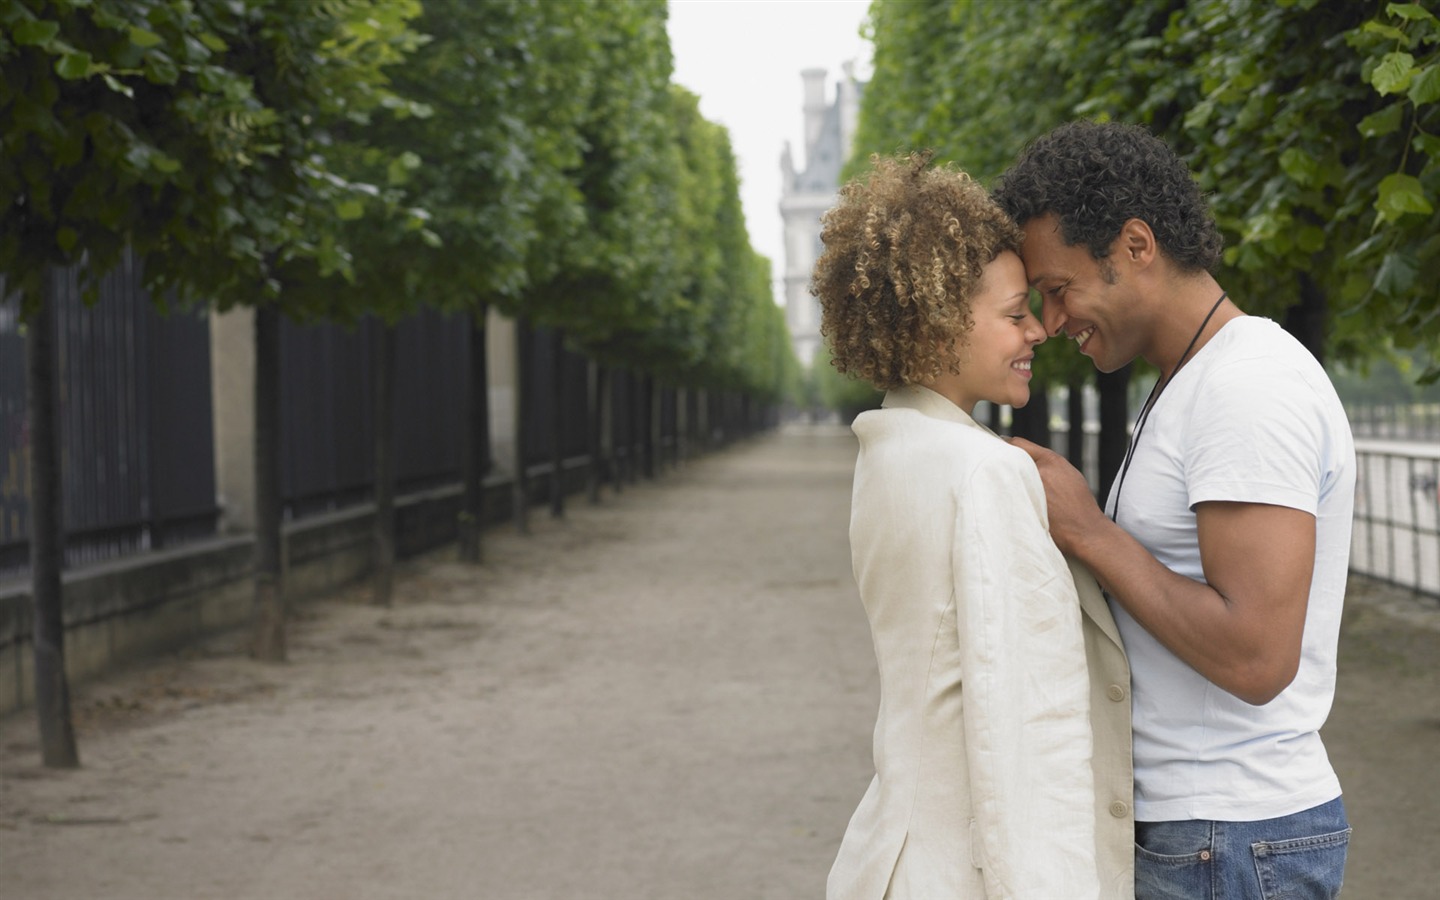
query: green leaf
[
  {"left": 385, "top": 151, "right": 421, "bottom": 185},
  {"left": 195, "top": 66, "right": 227, "bottom": 92},
  {"left": 1279, "top": 148, "right": 1318, "bottom": 186},
  {"left": 1183, "top": 98, "right": 1214, "bottom": 131},
  {"left": 1372, "top": 52, "right": 1417, "bottom": 95},
  {"left": 151, "top": 154, "right": 182, "bottom": 174},
  {"left": 55, "top": 51, "right": 93, "bottom": 80},
  {"left": 198, "top": 32, "right": 228, "bottom": 52},
  {"left": 56, "top": 227, "right": 79, "bottom": 253},
  {"left": 144, "top": 53, "right": 179, "bottom": 85},
  {"left": 13, "top": 20, "right": 61, "bottom": 46},
  {"left": 337, "top": 199, "right": 366, "bottom": 221},
  {"left": 1358, "top": 102, "right": 1406, "bottom": 137},
  {"left": 1386, "top": 2, "right": 1438, "bottom": 23},
  {"left": 1296, "top": 225, "right": 1326, "bottom": 253},
  {"left": 101, "top": 72, "right": 135, "bottom": 98},
  {"left": 1373, "top": 250, "right": 1419, "bottom": 296},
  {"left": 1376, "top": 172, "right": 1434, "bottom": 222},
  {"left": 1414, "top": 132, "right": 1440, "bottom": 159},
  {"left": 128, "top": 26, "right": 164, "bottom": 48},
  {"left": 1408, "top": 64, "right": 1440, "bottom": 105},
  {"left": 1362, "top": 21, "right": 1408, "bottom": 42}
]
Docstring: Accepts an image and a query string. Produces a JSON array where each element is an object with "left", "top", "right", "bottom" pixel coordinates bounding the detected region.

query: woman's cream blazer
[{"left": 828, "top": 385, "right": 1132, "bottom": 899}]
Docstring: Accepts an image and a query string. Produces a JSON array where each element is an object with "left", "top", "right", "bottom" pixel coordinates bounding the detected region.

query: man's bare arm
[{"left": 1011, "top": 438, "right": 1314, "bottom": 705}]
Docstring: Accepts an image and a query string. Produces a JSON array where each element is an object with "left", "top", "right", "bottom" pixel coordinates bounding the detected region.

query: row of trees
[
  {"left": 836, "top": 0, "right": 1439, "bottom": 480},
  {"left": 2, "top": 0, "right": 796, "bottom": 766}
]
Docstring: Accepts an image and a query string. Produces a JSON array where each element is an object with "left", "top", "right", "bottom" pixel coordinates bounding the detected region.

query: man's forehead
[{"left": 1019, "top": 247, "right": 1067, "bottom": 286}]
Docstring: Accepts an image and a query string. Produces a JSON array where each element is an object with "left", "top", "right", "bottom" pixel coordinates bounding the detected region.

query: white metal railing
[
  {"left": 1347, "top": 403, "right": 1440, "bottom": 443},
  {"left": 1351, "top": 439, "right": 1440, "bottom": 598}
]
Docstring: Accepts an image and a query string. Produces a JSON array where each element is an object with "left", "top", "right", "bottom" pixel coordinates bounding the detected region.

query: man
[{"left": 993, "top": 120, "right": 1355, "bottom": 900}]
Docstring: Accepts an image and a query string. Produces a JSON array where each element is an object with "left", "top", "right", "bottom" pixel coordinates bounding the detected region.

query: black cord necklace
[{"left": 1108, "top": 291, "right": 1229, "bottom": 524}]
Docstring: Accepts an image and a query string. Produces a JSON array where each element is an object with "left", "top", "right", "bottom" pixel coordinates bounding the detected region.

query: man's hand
[
  {"left": 1009, "top": 439, "right": 1315, "bottom": 705},
  {"left": 1008, "top": 437, "right": 1108, "bottom": 557}
]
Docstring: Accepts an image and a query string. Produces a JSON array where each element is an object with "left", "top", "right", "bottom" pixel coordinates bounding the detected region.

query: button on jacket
[
  {"left": 828, "top": 385, "right": 1131, "bottom": 899},
  {"left": 1073, "top": 558, "right": 1135, "bottom": 899}
]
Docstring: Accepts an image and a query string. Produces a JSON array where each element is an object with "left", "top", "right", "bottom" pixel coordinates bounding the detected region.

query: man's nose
[{"left": 1041, "top": 294, "right": 1068, "bottom": 339}]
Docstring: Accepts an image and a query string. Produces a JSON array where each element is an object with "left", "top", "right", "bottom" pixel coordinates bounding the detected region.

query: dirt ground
[{"left": 1, "top": 424, "right": 1436, "bottom": 899}]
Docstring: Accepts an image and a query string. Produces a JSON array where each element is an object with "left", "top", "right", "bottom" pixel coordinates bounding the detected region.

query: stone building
[{"left": 779, "top": 63, "right": 863, "bottom": 369}]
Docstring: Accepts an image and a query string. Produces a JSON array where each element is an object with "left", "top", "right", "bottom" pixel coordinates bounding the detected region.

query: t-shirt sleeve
[{"left": 1185, "top": 357, "right": 1324, "bottom": 514}]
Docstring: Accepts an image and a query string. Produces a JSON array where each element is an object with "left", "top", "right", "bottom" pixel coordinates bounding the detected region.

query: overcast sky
[{"left": 666, "top": 0, "right": 874, "bottom": 306}]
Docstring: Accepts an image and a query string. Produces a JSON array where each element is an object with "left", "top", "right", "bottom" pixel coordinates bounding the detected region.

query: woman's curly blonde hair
[{"left": 812, "top": 151, "right": 1023, "bottom": 390}]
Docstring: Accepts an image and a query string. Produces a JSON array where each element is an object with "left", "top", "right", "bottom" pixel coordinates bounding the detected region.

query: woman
[{"left": 814, "top": 153, "right": 1128, "bottom": 899}]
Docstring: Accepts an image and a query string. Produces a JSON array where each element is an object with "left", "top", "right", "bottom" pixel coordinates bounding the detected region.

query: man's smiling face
[{"left": 1020, "top": 214, "right": 1140, "bottom": 374}]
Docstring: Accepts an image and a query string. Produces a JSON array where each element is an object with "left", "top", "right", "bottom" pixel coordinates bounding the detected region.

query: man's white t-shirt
[{"left": 1105, "top": 316, "right": 1355, "bottom": 822}]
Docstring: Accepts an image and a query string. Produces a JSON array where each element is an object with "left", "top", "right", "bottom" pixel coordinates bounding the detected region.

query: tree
[
  {"left": 516, "top": 0, "right": 678, "bottom": 518},
  {"left": 1035, "top": 0, "right": 1440, "bottom": 381},
  {"left": 853, "top": 0, "right": 1440, "bottom": 490},
  {"left": 1345, "top": 1, "right": 1440, "bottom": 383},
  {"left": 190, "top": 0, "right": 427, "bottom": 656},
  {"left": 355, "top": 0, "right": 596, "bottom": 558},
  {"left": 0, "top": 0, "right": 424, "bottom": 762}
]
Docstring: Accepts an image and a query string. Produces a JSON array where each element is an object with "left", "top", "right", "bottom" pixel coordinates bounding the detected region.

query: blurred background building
[{"left": 780, "top": 63, "right": 863, "bottom": 369}]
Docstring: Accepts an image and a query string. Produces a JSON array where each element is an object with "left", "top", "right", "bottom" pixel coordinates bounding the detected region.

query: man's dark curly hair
[{"left": 992, "top": 120, "right": 1223, "bottom": 273}]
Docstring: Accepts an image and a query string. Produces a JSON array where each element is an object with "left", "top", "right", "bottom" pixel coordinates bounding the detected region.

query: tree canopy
[
  {"left": 1, "top": 0, "right": 796, "bottom": 399},
  {"left": 852, "top": 0, "right": 1440, "bottom": 382},
  {"left": 0, "top": 0, "right": 427, "bottom": 318}
]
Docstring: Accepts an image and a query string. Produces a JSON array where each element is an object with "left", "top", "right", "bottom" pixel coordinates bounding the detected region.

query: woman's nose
[{"left": 1025, "top": 310, "right": 1048, "bottom": 345}]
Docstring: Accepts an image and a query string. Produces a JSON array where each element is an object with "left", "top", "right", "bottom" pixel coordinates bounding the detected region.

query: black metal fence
[
  {"left": 279, "top": 310, "right": 471, "bottom": 520},
  {"left": 522, "top": 325, "right": 593, "bottom": 470},
  {"left": 0, "top": 255, "right": 218, "bottom": 579},
  {"left": 512, "top": 324, "right": 702, "bottom": 490},
  {"left": 2, "top": 266, "right": 767, "bottom": 585},
  {"left": 0, "top": 297, "right": 27, "bottom": 576}
]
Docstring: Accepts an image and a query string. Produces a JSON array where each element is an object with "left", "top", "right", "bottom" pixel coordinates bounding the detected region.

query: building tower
[{"left": 779, "top": 63, "right": 863, "bottom": 369}]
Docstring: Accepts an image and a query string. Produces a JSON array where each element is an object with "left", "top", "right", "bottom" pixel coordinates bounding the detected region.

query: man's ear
[{"left": 1116, "top": 218, "right": 1157, "bottom": 268}]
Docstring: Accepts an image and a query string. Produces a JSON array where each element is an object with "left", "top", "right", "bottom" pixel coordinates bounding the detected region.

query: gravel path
[{"left": 1, "top": 424, "right": 1436, "bottom": 899}]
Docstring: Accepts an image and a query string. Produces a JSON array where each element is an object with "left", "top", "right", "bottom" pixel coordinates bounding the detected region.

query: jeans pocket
[
  {"left": 1135, "top": 829, "right": 1214, "bottom": 900},
  {"left": 1251, "top": 827, "right": 1351, "bottom": 900}
]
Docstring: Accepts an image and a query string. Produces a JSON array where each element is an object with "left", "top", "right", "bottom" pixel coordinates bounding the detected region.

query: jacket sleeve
[{"left": 952, "top": 452, "right": 1101, "bottom": 899}]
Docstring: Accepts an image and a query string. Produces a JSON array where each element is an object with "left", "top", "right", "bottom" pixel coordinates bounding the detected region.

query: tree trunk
[
  {"left": 371, "top": 321, "right": 397, "bottom": 606},
  {"left": 624, "top": 374, "right": 636, "bottom": 483},
  {"left": 586, "top": 360, "right": 602, "bottom": 504},
  {"left": 250, "top": 303, "right": 286, "bottom": 661},
  {"left": 459, "top": 306, "right": 489, "bottom": 563},
  {"left": 676, "top": 387, "right": 688, "bottom": 466},
  {"left": 1284, "top": 271, "right": 1326, "bottom": 365},
  {"left": 601, "top": 366, "right": 621, "bottom": 495},
  {"left": 640, "top": 374, "right": 654, "bottom": 480},
  {"left": 512, "top": 316, "right": 530, "bottom": 534},
  {"left": 1066, "top": 377, "right": 1087, "bottom": 473},
  {"left": 549, "top": 328, "right": 564, "bottom": 518},
  {"left": 1096, "top": 363, "right": 1133, "bottom": 503},
  {"left": 650, "top": 378, "right": 663, "bottom": 475},
  {"left": 691, "top": 388, "right": 702, "bottom": 452},
  {"left": 25, "top": 278, "right": 79, "bottom": 768}
]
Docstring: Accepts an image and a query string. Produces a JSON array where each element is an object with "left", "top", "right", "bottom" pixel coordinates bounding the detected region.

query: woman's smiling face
[{"left": 935, "top": 250, "right": 1046, "bottom": 414}]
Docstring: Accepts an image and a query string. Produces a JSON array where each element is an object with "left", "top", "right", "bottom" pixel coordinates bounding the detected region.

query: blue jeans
[{"left": 1134, "top": 797, "right": 1351, "bottom": 899}]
